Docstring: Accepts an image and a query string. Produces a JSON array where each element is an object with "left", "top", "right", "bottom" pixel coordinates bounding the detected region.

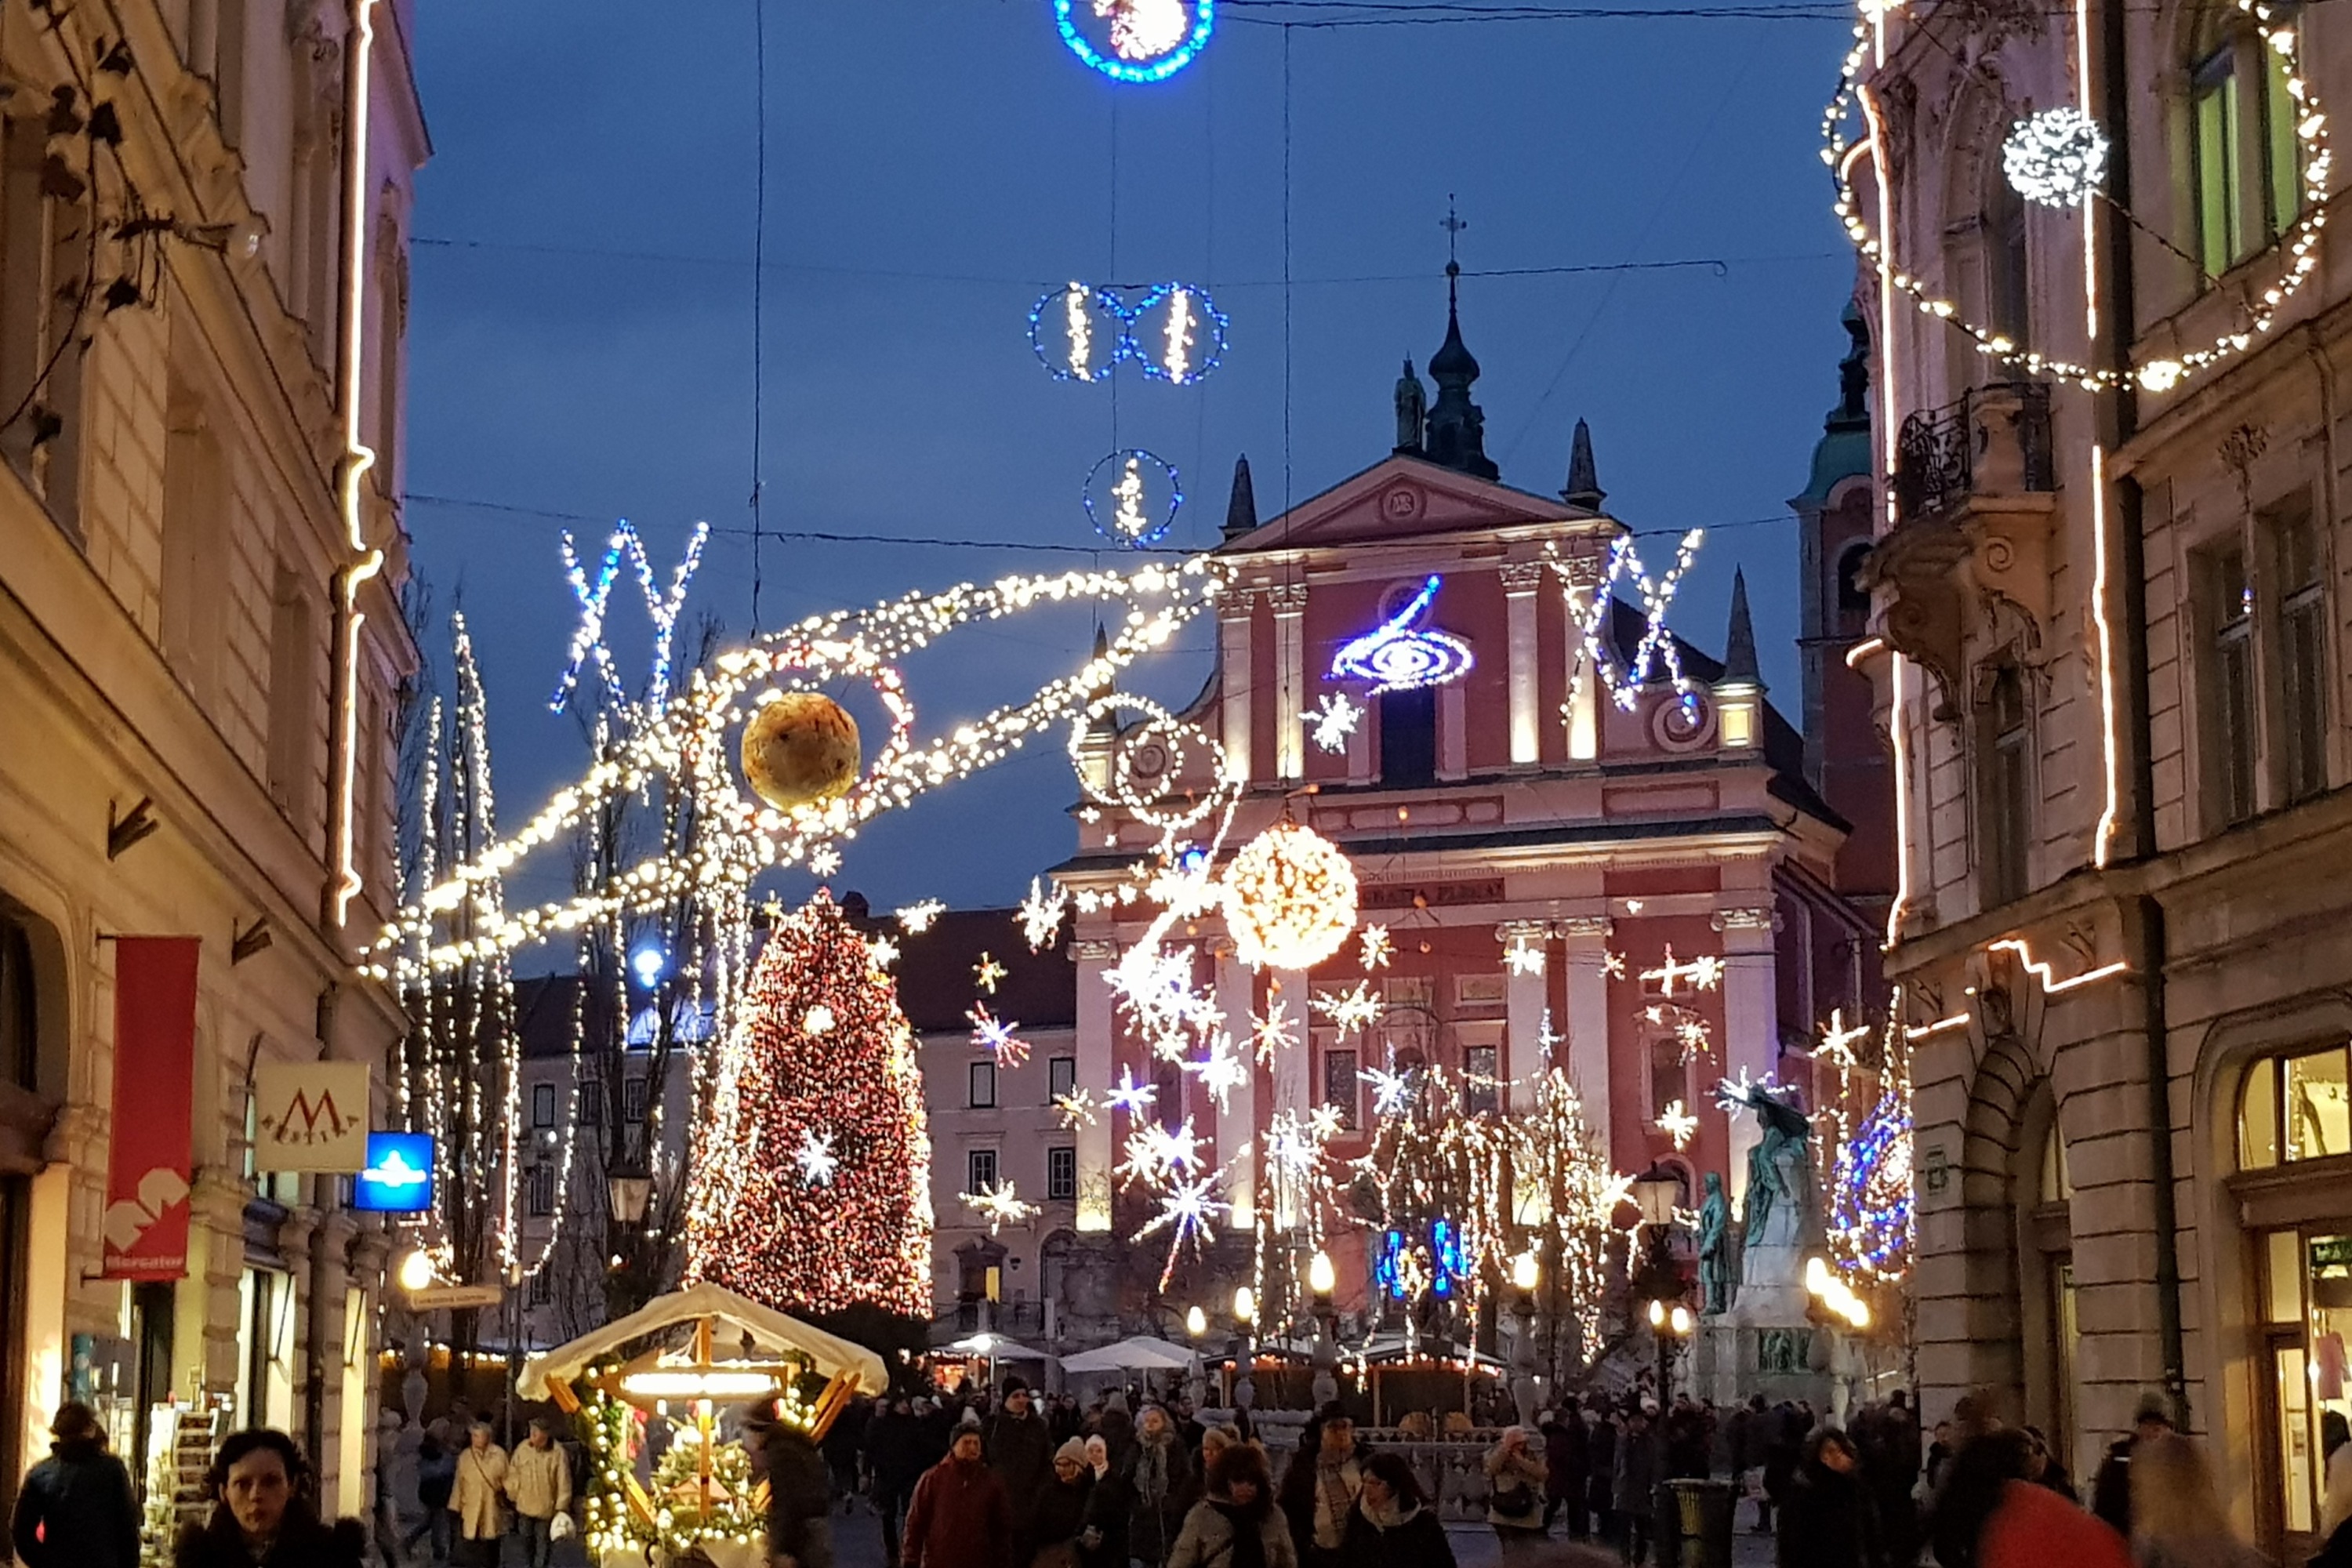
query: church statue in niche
[{"left": 1394, "top": 358, "right": 1427, "bottom": 454}]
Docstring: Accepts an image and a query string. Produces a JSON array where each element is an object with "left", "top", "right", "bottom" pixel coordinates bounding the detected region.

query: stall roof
[{"left": 517, "top": 1281, "right": 888, "bottom": 1399}]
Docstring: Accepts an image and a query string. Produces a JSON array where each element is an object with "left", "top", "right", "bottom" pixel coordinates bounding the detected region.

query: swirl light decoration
[
  {"left": 1085, "top": 448, "right": 1183, "bottom": 548},
  {"left": 1221, "top": 820, "right": 1358, "bottom": 971},
  {"left": 1055, "top": 0, "right": 1215, "bottom": 83},
  {"left": 1329, "top": 575, "right": 1475, "bottom": 695},
  {"left": 1822, "top": 0, "right": 2329, "bottom": 393},
  {"left": 2001, "top": 107, "right": 2109, "bottom": 209}
]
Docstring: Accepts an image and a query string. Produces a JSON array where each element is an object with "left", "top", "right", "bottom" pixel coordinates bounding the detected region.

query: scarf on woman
[
  {"left": 1210, "top": 1501, "right": 1267, "bottom": 1568},
  {"left": 1134, "top": 1434, "right": 1173, "bottom": 1504},
  {"left": 1359, "top": 1493, "right": 1418, "bottom": 1532}
]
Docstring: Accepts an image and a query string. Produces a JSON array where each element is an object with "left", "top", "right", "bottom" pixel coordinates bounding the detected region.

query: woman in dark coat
[
  {"left": 1031, "top": 1441, "right": 1094, "bottom": 1568},
  {"left": 1777, "top": 1428, "right": 1886, "bottom": 1568},
  {"left": 1338, "top": 1454, "right": 1454, "bottom": 1568},
  {"left": 173, "top": 1429, "right": 366, "bottom": 1568},
  {"left": 1584, "top": 1408, "right": 1617, "bottom": 1544},
  {"left": 1079, "top": 1436, "right": 1132, "bottom": 1568}
]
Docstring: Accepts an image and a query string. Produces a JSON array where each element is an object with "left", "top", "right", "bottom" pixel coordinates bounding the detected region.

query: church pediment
[{"left": 1221, "top": 456, "right": 1606, "bottom": 554}]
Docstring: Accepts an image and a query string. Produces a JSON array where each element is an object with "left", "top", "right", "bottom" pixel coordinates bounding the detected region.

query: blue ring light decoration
[
  {"left": 1083, "top": 448, "right": 1182, "bottom": 548},
  {"left": 1054, "top": 0, "right": 1216, "bottom": 83},
  {"left": 1330, "top": 575, "right": 1475, "bottom": 695},
  {"left": 1128, "top": 283, "right": 1229, "bottom": 385},
  {"left": 1029, "top": 282, "right": 1120, "bottom": 383}
]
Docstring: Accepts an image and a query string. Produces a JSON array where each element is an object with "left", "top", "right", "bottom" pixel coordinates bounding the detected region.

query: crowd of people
[{"left": 2, "top": 1379, "right": 2325, "bottom": 1568}]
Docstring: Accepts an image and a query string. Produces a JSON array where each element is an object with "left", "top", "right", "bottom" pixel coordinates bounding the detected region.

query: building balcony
[{"left": 1863, "top": 382, "right": 2060, "bottom": 716}]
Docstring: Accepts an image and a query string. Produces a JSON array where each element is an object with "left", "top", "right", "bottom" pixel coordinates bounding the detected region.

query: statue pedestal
[{"left": 1693, "top": 1241, "right": 1831, "bottom": 1414}]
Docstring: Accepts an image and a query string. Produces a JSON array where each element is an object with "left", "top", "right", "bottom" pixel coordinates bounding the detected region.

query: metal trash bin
[{"left": 1660, "top": 1478, "right": 1736, "bottom": 1568}]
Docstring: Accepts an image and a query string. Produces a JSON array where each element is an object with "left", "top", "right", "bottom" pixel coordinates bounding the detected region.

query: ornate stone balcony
[{"left": 1862, "top": 382, "right": 2059, "bottom": 716}]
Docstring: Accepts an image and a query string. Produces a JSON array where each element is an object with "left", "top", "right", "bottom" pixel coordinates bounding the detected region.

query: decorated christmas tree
[{"left": 683, "top": 891, "right": 933, "bottom": 1318}]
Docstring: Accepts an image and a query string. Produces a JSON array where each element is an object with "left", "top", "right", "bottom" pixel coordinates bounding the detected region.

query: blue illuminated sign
[{"left": 354, "top": 1132, "right": 434, "bottom": 1214}]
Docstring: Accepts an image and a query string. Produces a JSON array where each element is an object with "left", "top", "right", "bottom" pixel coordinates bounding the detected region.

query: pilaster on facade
[
  {"left": 1712, "top": 904, "right": 1780, "bottom": 1208},
  {"left": 1557, "top": 915, "right": 1616, "bottom": 1149},
  {"left": 1071, "top": 936, "right": 1120, "bottom": 1232},
  {"left": 1269, "top": 583, "right": 1309, "bottom": 782},
  {"left": 1218, "top": 590, "right": 1258, "bottom": 786},
  {"left": 1501, "top": 561, "right": 1545, "bottom": 768},
  {"left": 1496, "top": 920, "right": 1553, "bottom": 1113},
  {"left": 1213, "top": 947, "right": 1258, "bottom": 1227}
]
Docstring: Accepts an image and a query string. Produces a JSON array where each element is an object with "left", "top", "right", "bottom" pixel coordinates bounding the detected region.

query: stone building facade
[
  {"left": 1852, "top": 0, "right": 2352, "bottom": 1548},
  {"left": 0, "top": 0, "right": 422, "bottom": 1526}
]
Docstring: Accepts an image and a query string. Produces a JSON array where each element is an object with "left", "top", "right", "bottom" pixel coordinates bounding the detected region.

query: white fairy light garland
[{"left": 1821, "top": 0, "right": 2330, "bottom": 394}]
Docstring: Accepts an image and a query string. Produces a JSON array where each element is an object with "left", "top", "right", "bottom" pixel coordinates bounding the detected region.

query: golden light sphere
[
  {"left": 1221, "top": 821, "right": 1358, "bottom": 971},
  {"left": 740, "top": 691, "right": 862, "bottom": 812}
]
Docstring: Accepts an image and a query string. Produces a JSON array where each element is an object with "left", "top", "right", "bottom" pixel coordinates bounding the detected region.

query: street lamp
[
  {"left": 1630, "top": 1165, "right": 1691, "bottom": 1403},
  {"left": 1186, "top": 1305, "right": 1207, "bottom": 1338},
  {"left": 1231, "top": 1286, "right": 1258, "bottom": 1412},
  {"left": 607, "top": 1163, "right": 653, "bottom": 1227},
  {"left": 1307, "top": 1250, "right": 1339, "bottom": 1406},
  {"left": 397, "top": 1248, "right": 436, "bottom": 1294}
]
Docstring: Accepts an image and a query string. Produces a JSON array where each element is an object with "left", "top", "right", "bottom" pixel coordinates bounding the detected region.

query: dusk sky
[{"left": 403, "top": 0, "right": 1857, "bottom": 941}]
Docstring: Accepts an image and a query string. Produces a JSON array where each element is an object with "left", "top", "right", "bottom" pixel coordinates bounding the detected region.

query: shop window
[
  {"left": 2240, "top": 1044, "right": 2352, "bottom": 1169},
  {"left": 2256, "top": 1227, "right": 2352, "bottom": 1543}
]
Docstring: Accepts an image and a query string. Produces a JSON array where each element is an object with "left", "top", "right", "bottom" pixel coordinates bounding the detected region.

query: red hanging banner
[{"left": 102, "top": 937, "right": 199, "bottom": 1281}]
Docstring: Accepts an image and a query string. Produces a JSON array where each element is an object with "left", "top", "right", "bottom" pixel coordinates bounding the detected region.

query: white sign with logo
[{"left": 252, "top": 1060, "right": 372, "bottom": 1173}]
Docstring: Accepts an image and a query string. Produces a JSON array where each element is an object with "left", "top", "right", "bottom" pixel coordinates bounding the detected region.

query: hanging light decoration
[
  {"left": 1054, "top": 0, "right": 1216, "bottom": 83},
  {"left": 2001, "top": 107, "right": 2109, "bottom": 208},
  {"left": 1221, "top": 821, "right": 1357, "bottom": 971},
  {"left": 1084, "top": 448, "right": 1183, "bottom": 549}
]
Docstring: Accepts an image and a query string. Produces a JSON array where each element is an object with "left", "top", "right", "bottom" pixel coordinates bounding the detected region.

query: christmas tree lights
[{"left": 682, "top": 892, "right": 933, "bottom": 1318}]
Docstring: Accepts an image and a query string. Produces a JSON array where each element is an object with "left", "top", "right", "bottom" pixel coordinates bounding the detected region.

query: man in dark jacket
[
  {"left": 867, "top": 1397, "right": 935, "bottom": 1568},
  {"left": 1777, "top": 1428, "right": 1886, "bottom": 1568},
  {"left": 985, "top": 1385, "right": 1054, "bottom": 1563},
  {"left": 12, "top": 1403, "right": 138, "bottom": 1568},
  {"left": 2089, "top": 1392, "right": 2171, "bottom": 1539},
  {"left": 1541, "top": 1400, "right": 1590, "bottom": 1538},
  {"left": 903, "top": 1428, "right": 1014, "bottom": 1568},
  {"left": 760, "top": 1417, "right": 836, "bottom": 1568}
]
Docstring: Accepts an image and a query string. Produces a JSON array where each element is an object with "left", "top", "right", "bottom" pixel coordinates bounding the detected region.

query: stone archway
[{"left": 1943, "top": 1021, "right": 2045, "bottom": 1417}]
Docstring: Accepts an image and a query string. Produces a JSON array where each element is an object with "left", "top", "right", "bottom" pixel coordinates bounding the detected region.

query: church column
[
  {"left": 1073, "top": 936, "right": 1120, "bottom": 1232},
  {"left": 1714, "top": 904, "right": 1780, "bottom": 1212},
  {"left": 1497, "top": 921, "right": 1552, "bottom": 1114},
  {"left": 1269, "top": 968, "right": 1309, "bottom": 1229},
  {"left": 1219, "top": 591, "right": 1257, "bottom": 786},
  {"left": 1270, "top": 584, "right": 1308, "bottom": 781},
  {"left": 1562, "top": 561, "right": 1602, "bottom": 761},
  {"left": 1501, "top": 561, "right": 1544, "bottom": 767},
  {"left": 1214, "top": 946, "right": 1258, "bottom": 1229},
  {"left": 1558, "top": 916, "right": 1615, "bottom": 1150}
]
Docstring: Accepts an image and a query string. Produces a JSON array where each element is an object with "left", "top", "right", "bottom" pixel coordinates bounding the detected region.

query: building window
[
  {"left": 2274, "top": 499, "right": 2329, "bottom": 803},
  {"left": 527, "top": 1163, "right": 555, "bottom": 1217},
  {"left": 528, "top": 1269, "right": 553, "bottom": 1307},
  {"left": 532, "top": 1083, "right": 555, "bottom": 1129},
  {"left": 2194, "top": 45, "right": 2247, "bottom": 276},
  {"left": 1836, "top": 540, "right": 1873, "bottom": 619},
  {"left": 2241, "top": 1044, "right": 2352, "bottom": 1169},
  {"left": 1650, "top": 1036, "right": 1686, "bottom": 1122},
  {"left": 1047, "top": 1147, "right": 1077, "bottom": 1201},
  {"left": 2262, "top": 39, "right": 2303, "bottom": 238},
  {"left": 1048, "top": 1056, "right": 1076, "bottom": 1103},
  {"left": 1977, "top": 662, "right": 2032, "bottom": 907},
  {"left": 969, "top": 1061, "right": 996, "bottom": 1109},
  {"left": 967, "top": 1149, "right": 1000, "bottom": 1195},
  {"left": 622, "top": 1076, "right": 647, "bottom": 1125},
  {"left": 1984, "top": 160, "right": 2031, "bottom": 349},
  {"left": 1379, "top": 687, "right": 1438, "bottom": 787},
  {"left": 1323, "top": 1048, "right": 1359, "bottom": 1131},
  {"left": 1464, "top": 1045, "right": 1500, "bottom": 1116},
  {"left": 2207, "top": 544, "right": 2260, "bottom": 826},
  {"left": 159, "top": 409, "right": 229, "bottom": 705},
  {"left": 579, "top": 1078, "right": 602, "bottom": 1127},
  {"left": 265, "top": 557, "right": 317, "bottom": 828}
]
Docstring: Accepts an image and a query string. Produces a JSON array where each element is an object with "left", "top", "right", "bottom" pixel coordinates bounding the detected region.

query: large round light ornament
[
  {"left": 1221, "top": 822, "right": 1357, "bottom": 972},
  {"left": 741, "top": 691, "right": 862, "bottom": 812},
  {"left": 2002, "top": 107, "right": 2109, "bottom": 208},
  {"left": 1056, "top": 0, "right": 1214, "bottom": 83}
]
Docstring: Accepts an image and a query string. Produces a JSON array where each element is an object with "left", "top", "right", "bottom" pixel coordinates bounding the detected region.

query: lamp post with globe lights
[
  {"left": 1232, "top": 1286, "right": 1258, "bottom": 1410},
  {"left": 1630, "top": 1165, "right": 1692, "bottom": 1403},
  {"left": 1508, "top": 1250, "right": 1544, "bottom": 1425},
  {"left": 1308, "top": 1250, "right": 1340, "bottom": 1406}
]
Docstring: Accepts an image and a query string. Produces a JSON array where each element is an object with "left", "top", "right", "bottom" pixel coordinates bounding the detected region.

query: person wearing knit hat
[{"left": 1029, "top": 1441, "right": 1094, "bottom": 1568}]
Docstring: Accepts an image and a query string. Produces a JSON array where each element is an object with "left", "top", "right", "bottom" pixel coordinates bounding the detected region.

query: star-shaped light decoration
[
  {"left": 974, "top": 953, "right": 1007, "bottom": 995},
  {"left": 1504, "top": 939, "right": 1547, "bottom": 977},
  {"left": 1690, "top": 954, "right": 1725, "bottom": 991},
  {"left": 1017, "top": 877, "right": 1069, "bottom": 951},
  {"left": 1250, "top": 1000, "right": 1298, "bottom": 1066},
  {"left": 1136, "top": 1172, "right": 1230, "bottom": 1288},
  {"left": 1360, "top": 1065, "right": 1415, "bottom": 1117},
  {"left": 1307, "top": 691, "right": 1363, "bottom": 754},
  {"left": 804, "top": 1005, "right": 837, "bottom": 1035},
  {"left": 968, "top": 1004, "right": 1029, "bottom": 1068},
  {"left": 808, "top": 844, "right": 843, "bottom": 878},
  {"left": 1308, "top": 1104, "right": 1346, "bottom": 1141},
  {"left": 1657, "top": 1100, "right": 1699, "bottom": 1151},
  {"left": 1602, "top": 951, "right": 1628, "bottom": 980},
  {"left": 1359, "top": 925, "right": 1394, "bottom": 971},
  {"left": 1642, "top": 946, "right": 1725, "bottom": 998},
  {"left": 1714, "top": 1066, "right": 1783, "bottom": 1115},
  {"left": 1182, "top": 1035, "right": 1249, "bottom": 1112},
  {"left": 1312, "top": 982, "right": 1383, "bottom": 1039},
  {"left": 1120, "top": 1119, "right": 1205, "bottom": 1187},
  {"left": 794, "top": 1130, "right": 840, "bottom": 1187},
  {"left": 966, "top": 1181, "right": 1040, "bottom": 1235},
  {"left": 1676, "top": 1016, "right": 1712, "bottom": 1062},
  {"left": 896, "top": 899, "right": 946, "bottom": 935},
  {"left": 867, "top": 934, "right": 901, "bottom": 969},
  {"left": 1817, "top": 1007, "right": 1871, "bottom": 1071},
  {"left": 1054, "top": 1087, "right": 1099, "bottom": 1129},
  {"left": 1106, "top": 1067, "right": 1159, "bottom": 1117}
]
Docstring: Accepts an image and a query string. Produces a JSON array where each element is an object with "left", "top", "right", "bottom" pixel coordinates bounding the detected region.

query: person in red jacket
[{"left": 904, "top": 1427, "right": 1014, "bottom": 1568}]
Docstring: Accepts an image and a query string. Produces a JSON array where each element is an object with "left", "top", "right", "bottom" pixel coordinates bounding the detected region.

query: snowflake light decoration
[
  {"left": 1504, "top": 938, "right": 1546, "bottom": 977},
  {"left": 866, "top": 934, "right": 900, "bottom": 969},
  {"left": 1136, "top": 1172, "right": 1229, "bottom": 1288},
  {"left": 1657, "top": 1100, "right": 1699, "bottom": 1151},
  {"left": 1250, "top": 1000, "right": 1298, "bottom": 1067},
  {"left": 967, "top": 1181, "right": 1040, "bottom": 1234},
  {"left": 968, "top": 1004, "right": 1029, "bottom": 1067},
  {"left": 897, "top": 900, "right": 945, "bottom": 935},
  {"left": 1360, "top": 1064, "right": 1414, "bottom": 1117},
  {"left": 1017, "top": 878, "right": 1069, "bottom": 950},
  {"left": 793, "top": 1130, "right": 839, "bottom": 1187},
  {"left": 1183, "top": 1036, "right": 1249, "bottom": 1111},
  {"left": 1054, "top": 1087, "right": 1098, "bottom": 1129},
  {"left": 974, "top": 953, "right": 1007, "bottom": 995},
  {"left": 1107, "top": 1067, "right": 1159, "bottom": 1117},
  {"left": 2002, "top": 107, "right": 2110, "bottom": 209},
  {"left": 1121, "top": 1119, "right": 1204, "bottom": 1187},
  {"left": 1818, "top": 1007, "right": 1871, "bottom": 1070},
  {"left": 1312, "top": 982, "right": 1384, "bottom": 1039},
  {"left": 1308, "top": 692, "right": 1363, "bottom": 754},
  {"left": 1642, "top": 947, "right": 1722, "bottom": 997},
  {"left": 1359, "top": 925, "right": 1393, "bottom": 971}
]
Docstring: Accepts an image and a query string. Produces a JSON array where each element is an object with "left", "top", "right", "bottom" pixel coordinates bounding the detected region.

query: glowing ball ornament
[
  {"left": 2002, "top": 107, "right": 2109, "bottom": 208},
  {"left": 741, "top": 691, "right": 862, "bottom": 812},
  {"left": 1084, "top": 449, "right": 1182, "bottom": 549},
  {"left": 1221, "top": 821, "right": 1358, "bottom": 972},
  {"left": 1056, "top": 0, "right": 1214, "bottom": 83}
]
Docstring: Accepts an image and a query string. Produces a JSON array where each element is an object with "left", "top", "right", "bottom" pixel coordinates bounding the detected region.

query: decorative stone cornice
[
  {"left": 1497, "top": 561, "right": 1546, "bottom": 593},
  {"left": 1711, "top": 906, "right": 1777, "bottom": 933},
  {"left": 1495, "top": 920, "right": 1554, "bottom": 942},
  {"left": 1557, "top": 916, "right": 1614, "bottom": 940},
  {"left": 1265, "top": 583, "right": 1310, "bottom": 613},
  {"left": 1072, "top": 938, "right": 1121, "bottom": 962}
]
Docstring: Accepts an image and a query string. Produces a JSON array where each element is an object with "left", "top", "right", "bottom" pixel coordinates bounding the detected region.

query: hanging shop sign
[
  {"left": 354, "top": 1131, "right": 435, "bottom": 1213},
  {"left": 102, "top": 937, "right": 200, "bottom": 1281},
  {"left": 252, "top": 1060, "right": 372, "bottom": 1174}
]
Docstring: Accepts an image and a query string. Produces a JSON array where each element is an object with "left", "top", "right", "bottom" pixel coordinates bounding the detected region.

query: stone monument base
[{"left": 1690, "top": 1318, "right": 1831, "bottom": 1415}]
